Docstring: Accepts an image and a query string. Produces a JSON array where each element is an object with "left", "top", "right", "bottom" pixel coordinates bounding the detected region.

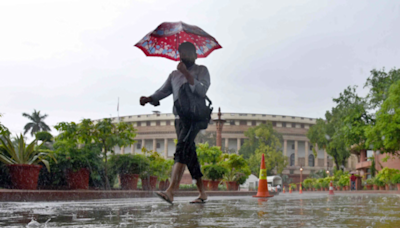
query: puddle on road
[{"left": 0, "top": 193, "right": 400, "bottom": 227}]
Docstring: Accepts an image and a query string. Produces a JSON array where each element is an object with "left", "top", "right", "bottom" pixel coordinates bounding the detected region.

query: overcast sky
[{"left": 1, "top": 0, "right": 399, "bottom": 138}]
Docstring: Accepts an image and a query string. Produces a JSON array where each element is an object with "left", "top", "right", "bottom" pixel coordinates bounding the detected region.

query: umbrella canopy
[{"left": 134, "top": 21, "right": 222, "bottom": 61}]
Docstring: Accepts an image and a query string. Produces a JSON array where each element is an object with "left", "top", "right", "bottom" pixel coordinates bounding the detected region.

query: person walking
[
  {"left": 140, "top": 42, "right": 210, "bottom": 204},
  {"left": 350, "top": 174, "right": 357, "bottom": 191}
]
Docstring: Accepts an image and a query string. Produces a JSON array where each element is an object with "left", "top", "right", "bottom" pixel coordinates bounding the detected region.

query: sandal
[
  {"left": 154, "top": 192, "right": 173, "bottom": 205},
  {"left": 190, "top": 198, "right": 207, "bottom": 204}
]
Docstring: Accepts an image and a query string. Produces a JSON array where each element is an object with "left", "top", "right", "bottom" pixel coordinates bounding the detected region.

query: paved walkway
[{"left": 0, "top": 189, "right": 275, "bottom": 202}]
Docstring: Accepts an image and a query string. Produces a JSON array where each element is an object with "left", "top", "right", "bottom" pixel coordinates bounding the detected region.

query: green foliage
[
  {"left": 309, "top": 169, "right": 328, "bottom": 179},
  {"left": 338, "top": 174, "right": 350, "bottom": 187},
  {"left": 243, "top": 123, "right": 287, "bottom": 176},
  {"left": 196, "top": 142, "right": 223, "bottom": 165},
  {"left": 333, "top": 86, "right": 372, "bottom": 151},
  {"left": 364, "top": 68, "right": 400, "bottom": 109},
  {"left": 141, "top": 147, "right": 171, "bottom": 179},
  {"left": 373, "top": 176, "right": 385, "bottom": 187},
  {"left": 35, "top": 131, "right": 53, "bottom": 142},
  {"left": 376, "top": 167, "right": 400, "bottom": 184},
  {"left": 0, "top": 134, "right": 56, "bottom": 172},
  {"left": 53, "top": 141, "right": 102, "bottom": 172},
  {"left": 365, "top": 178, "right": 375, "bottom": 186},
  {"left": 22, "top": 109, "right": 51, "bottom": 137},
  {"left": 391, "top": 173, "right": 400, "bottom": 184},
  {"left": 313, "top": 182, "right": 321, "bottom": 189},
  {"left": 366, "top": 80, "right": 400, "bottom": 155},
  {"left": 38, "top": 143, "right": 105, "bottom": 189},
  {"left": 0, "top": 114, "right": 9, "bottom": 136},
  {"left": 221, "top": 153, "right": 249, "bottom": 182},
  {"left": 203, "top": 164, "right": 227, "bottom": 181},
  {"left": 55, "top": 118, "right": 137, "bottom": 189},
  {"left": 108, "top": 154, "right": 150, "bottom": 175},
  {"left": 234, "top": 166, "right": 252, "bottom": 185},
  {"left": 307, "top": 114, "right": 350, "bottom": 171},
  {"left": 303, "top": 178, "right": 315, "bottom": 189},
  {"left": 289, "top": 183, "right": 297, "bottom": 190},
  {"left": 195, "top": 131, "right": 216, "bottom": 147}
]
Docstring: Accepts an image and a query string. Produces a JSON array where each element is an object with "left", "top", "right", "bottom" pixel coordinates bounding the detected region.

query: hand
[
  {"left": 177, "top": 62, "right": 187, "bottom": 74},
  {"left": 140, "top": 96, "right": 152, "bottom": 106}
]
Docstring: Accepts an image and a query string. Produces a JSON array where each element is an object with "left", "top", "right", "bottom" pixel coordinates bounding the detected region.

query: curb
[{"left": 0, "top": 190, "right": 278, "bottom": 202}]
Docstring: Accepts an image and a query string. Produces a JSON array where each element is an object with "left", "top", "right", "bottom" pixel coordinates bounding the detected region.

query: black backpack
[{"left": 174, "top": 83, "right": 213, "bottom": 130}]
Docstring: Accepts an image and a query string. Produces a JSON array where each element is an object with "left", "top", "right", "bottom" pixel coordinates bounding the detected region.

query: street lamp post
[{"left": 299, "top": 166, "right": 303, "bottom": 193}]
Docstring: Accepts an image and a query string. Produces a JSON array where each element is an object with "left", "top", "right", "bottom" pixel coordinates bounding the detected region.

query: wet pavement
[{"left": 1, "top": 193, "right": 400, "bottom": 227}]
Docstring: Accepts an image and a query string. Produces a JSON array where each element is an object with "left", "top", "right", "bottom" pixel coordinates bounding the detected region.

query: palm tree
[{"left": 22, "top": 110, "right": 51, "bottom": 136}]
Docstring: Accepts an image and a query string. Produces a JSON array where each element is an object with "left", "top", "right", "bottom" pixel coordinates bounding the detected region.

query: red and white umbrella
[{"left": 134, "top": 21, "right": 222, "bottom": 61}]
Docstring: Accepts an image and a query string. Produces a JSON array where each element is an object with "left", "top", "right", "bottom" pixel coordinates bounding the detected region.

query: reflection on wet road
[{"left": 1, "top": 193, "right": 400, "bottom": 227}]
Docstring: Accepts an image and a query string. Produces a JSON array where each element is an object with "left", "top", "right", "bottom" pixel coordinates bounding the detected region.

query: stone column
[
  {"left": 295, "top": 140, "right": 298, "bottom": 166},
  {"left": 164, "top": 138, "right": 168, "bottom": 159},
  {"left": 121, "top": 147, "right": 124, "bottom": 154},
  {"left": 131, "top": 144, "right": 135, "bottom": 154},
  {"left": 214, "top": 108, "right": 226, "bottom": 149},
  {"left": 225, "top": 138, "right": 229, "bottom": 153},
  {"left": 153, "top": 139, "right": 157, "bottom": 152},
  {"left": 141, "top": 139, "right": 145, "bottom": 151},
  {"left": 237, "top": 138, "right": 241, "bottom": 155},
  {"left": 283, "top": 139, "right": 287, "bottom": 157},
  {"left": 305, "top": 141, "right": 309, "bottom": 167}
]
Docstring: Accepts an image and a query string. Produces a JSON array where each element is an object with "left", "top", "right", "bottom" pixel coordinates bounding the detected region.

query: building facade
[
  {"left": 355, "top": 150, "right": 400, "bottom": 179},
  {"left": 100, "top": 112, "right": 357, "bottom": 183}
]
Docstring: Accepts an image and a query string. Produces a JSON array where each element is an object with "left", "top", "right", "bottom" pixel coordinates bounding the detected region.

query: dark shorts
[{"left": 174, "top": 119, "right": 203, "bottom": 180}]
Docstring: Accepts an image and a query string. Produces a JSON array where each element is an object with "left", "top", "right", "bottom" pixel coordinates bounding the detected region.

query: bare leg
[
  {"left": 164, "top": 162, "right": 186, "bottom": 202},
  {"left": 174, "top": 165, "right": 186, "bottom": 191},
  {"left": 194, "top": 177, "right": 208, "bottom": 201}
]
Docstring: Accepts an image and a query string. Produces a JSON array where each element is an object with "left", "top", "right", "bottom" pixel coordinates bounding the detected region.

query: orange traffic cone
[
  {"left": 329, "top": 181, "right": 334, "bottom": 195},
  {"left": 289, "top": 188, "right": 292, "bottom": 193},
  {"left": 253, "top": 154, "right": 273, "bottom": 198},
  {"left": 299, "top": 184, "right": 303, "bottom": 194},
  {"left": 283, "top": 186, "right": 286, "bottom": 193}
]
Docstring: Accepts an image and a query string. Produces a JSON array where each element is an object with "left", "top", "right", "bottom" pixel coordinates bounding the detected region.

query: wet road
[{"left": 1, "top": 193, "right": 400, "bottom": 227}]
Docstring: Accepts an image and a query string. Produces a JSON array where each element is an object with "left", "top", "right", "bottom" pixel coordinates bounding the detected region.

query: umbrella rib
[{"left": 188, "top": 33, "right": 200, "bottom": 54}]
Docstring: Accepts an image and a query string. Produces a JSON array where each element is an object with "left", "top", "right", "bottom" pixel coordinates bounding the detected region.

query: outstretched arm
[{"left": 140, "top": 74, "right": 172, "bottom": 106}]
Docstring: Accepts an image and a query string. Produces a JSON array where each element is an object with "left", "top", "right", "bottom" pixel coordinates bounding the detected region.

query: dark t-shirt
[{"left": 350, "top": 175, "right": 357, "bottom": 181}]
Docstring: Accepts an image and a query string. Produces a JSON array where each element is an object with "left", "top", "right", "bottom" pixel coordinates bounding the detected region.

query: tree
[
  {"left": 333, "top": 86, "right": 373, "bottom": 151},
  {"left": 195, "top": 131, "right": 216, "bottom": 146},
  {"left": 307, "top": 109, "right": 350, "bottom": 171},
  {"left": 55, "top": 118, "right": 137, "bottom": 189},
  {"left": 242, "top": 123, "right": 287, "bottom": 176},
  {"left": 365, "top": 80, "right": 400, "bottom": 156},
  {"left": 22, "top": 110, "right": 51, "bottom": 136},
  {"left": 239, "top": 121, "right": 281, "bottom": 159},
  {"left": 364, "top": 68, "right": 400, "bottom": 110},
  {"left": 196, "top": 142, "right": 223, "bottom": 165}
]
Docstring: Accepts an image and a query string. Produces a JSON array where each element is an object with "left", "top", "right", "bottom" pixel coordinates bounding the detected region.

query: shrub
[
  {"left": 338, "top": 175, "right": 350, "bottom": 187},
  {"left": 377, "top": 167, "right": 400, "bottom": 184},
  {"left": 365, "top": 178, "right": 375, "bottom": 186},
  {"left": 289, "top": 183, "right": 297, "bottom": 190},
  {"left": 303, "top": 178, "right": 314, "bottom": 189},
  {"left": 391, "top": 173, "right": 400, "bottom": 184},
  {"left": 109, "top": 154, "right": 150, "bottom": 175},
  {"left": 373, "top": 177, "right": 385, "bottom": 187},
  {"left": 203, "top": 164, "right": 227, "bottom": 181},
  {"left": 0, "top": 134, "right": 56, "bottom": 171},
  {"left": 38, "top": 143, "right": 105, "bottom": 189}
]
